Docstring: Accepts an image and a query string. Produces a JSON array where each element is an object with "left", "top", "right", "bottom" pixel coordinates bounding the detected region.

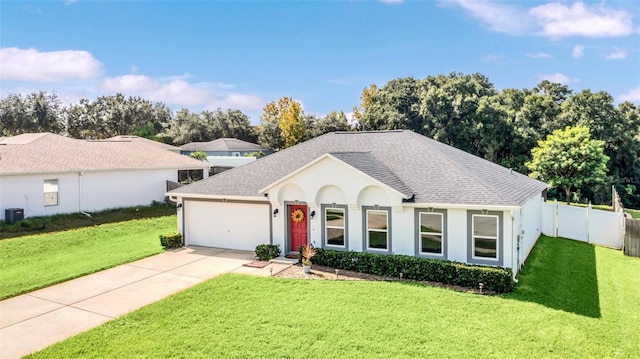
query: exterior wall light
[
  {"left": 310, "top": 210, "right": 316, "bottom": 219},
  {"left": 273, "top": 208, "right": 279, "bottom": 217}
]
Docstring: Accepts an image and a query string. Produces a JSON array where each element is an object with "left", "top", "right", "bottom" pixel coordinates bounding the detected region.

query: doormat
[
  {"left": 285, "top": 254, "right": 299, "bottom": 259},
  {"left": 243, "top": 261, "right": 270, "bottom": 268}
]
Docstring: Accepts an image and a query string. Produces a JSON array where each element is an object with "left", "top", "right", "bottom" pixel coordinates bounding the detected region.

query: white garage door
[{"left": 184, "top": 200, "right": 271, "bottom": 251}]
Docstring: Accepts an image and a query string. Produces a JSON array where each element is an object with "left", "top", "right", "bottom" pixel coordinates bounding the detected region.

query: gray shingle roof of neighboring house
[
  {"left": 108, "top": 135, "right": 181, "bottom": 153},
  {"left": 169, "top": 130, "right": 548, "bottom": 206},
  {"left": 0, "top": 133, "right": 208, "bottom": 175},
  {"left": 181, "top": 138, "right": 269, "bottom": 152}
]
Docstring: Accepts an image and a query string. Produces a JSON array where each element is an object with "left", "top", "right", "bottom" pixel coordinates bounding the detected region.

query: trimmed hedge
[
  {"left": 159, "top": 232, "right": 183, "bottom": 249},
  {"left": 255, "top": 244, "right": 281, "bottom": 261},
  {"left": 312, "top": 248, "right": 514, "bottom": 293}
]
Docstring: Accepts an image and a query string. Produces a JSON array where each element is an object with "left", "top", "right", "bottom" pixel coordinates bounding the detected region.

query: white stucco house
[
  {"left": 168, "top": 130, "right": 548, "bottom": 276},
  {"left": 0, "top": 133, "right": 209, "bottom": 222}
]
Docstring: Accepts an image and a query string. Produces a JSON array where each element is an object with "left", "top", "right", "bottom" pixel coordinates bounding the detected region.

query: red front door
[{"left": 289, "top": 205, "right": 308, "bottom": 253}]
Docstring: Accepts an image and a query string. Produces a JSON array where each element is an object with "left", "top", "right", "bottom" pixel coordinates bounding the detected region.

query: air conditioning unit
[{"left": 5, "top": 208, "right": 24, "bottom": 225}]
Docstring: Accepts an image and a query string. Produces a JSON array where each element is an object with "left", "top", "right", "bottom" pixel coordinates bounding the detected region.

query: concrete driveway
[{"left": 0, "top": 247, "right": 291, "bottom": 359}]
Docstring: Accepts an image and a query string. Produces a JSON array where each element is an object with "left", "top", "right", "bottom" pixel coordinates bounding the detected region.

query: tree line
[{"left": 1, "top": 72, "right": 638, "bottom": 207}]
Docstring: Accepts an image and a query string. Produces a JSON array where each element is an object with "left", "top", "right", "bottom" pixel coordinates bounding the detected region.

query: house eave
[{"left": 167, "top": 193, "right": 269, "bottom": 202}]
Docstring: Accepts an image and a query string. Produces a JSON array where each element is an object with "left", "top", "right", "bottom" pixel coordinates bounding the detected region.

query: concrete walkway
[{"left": 0, "top": 247, "right": 292, "bottom": 359}]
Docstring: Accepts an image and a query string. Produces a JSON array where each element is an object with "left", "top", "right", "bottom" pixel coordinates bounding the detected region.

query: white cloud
[
  {"left": 100, "top": 74, "right": 265, "bottom": 111},
  {"left": 572, "top": 45, "right": 584, "bottom": 58},
  {"left": 604, "top": 48, "right": 627, "bottom": 59},
  {"left": 619, "top": 87, "right": 640, "bottom": 102},
  {"left": 537, "top": 73, "right": 578, "bottom": 85},
  {"left": 530, "top": 1, "right": 636, "bottom": 38},
  {"left": 447, "top": 1, "right": 636, "bottom": 38},
  {"left": 445, "top": 0, "right": 533, "bottom": 35},
  {"left": 378, "top": 0, "right": 404, "bottom": 4},
  {"left": 0, "top": 47, "right": 102, "bottom": 82},
  {"left": 527, "top": 52, "right": 552, "bottom": 59}
]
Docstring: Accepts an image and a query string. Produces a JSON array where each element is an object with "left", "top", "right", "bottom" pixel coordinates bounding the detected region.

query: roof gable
[
  {"left": 259, "top": 152, "right": 412, "bottom": 199},
  {"left": 170, "top": 130, "right": 548, "bottom": 207}
]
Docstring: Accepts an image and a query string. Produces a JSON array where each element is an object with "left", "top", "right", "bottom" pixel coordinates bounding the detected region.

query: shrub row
[
  {"left": 312, "top": 248, "right": 514, "bottom": 293},
  {"left": 255, "top": 244, "right": 281, "bottom": 260},
  {"left": 159, "top": 232, "right": 183, "bottom": 249}
]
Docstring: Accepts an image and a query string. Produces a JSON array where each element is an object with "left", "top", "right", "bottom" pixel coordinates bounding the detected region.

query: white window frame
[
  {"left": 366, "top": 209, "right": 389, "bottom": 251},
  {"left": 324, "top": 207, "right": 346, "bottom": 248},
  {"left": 43, "top": 179, "right": 59, "bottom": 207},
  {"left": 471, "top": 214, "right": 499, "bottom": 261},
  {"left": 419, "top": 212, "right": 443, "bottom": 255}
]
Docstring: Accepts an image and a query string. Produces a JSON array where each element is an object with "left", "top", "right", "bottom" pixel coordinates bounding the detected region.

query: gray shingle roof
[
  {"left": 181, "top": 138, "right": 269, "bottom": 152},
  {"left": 0, "top": 133, "right": 208, "bottom": 175},
  {"left": 170, "top": 130, "right": 548, "bottom": 206}
]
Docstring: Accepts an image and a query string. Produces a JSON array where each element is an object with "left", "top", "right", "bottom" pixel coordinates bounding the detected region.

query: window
[
  {"left": 472, "top": 215, "right": 499, "bottom": 259},
  {"left": 325, "top": 208, "right": 345, "bottom": 247},
  {"left": 43, "top": 179, "right": 59, "bottom": 206},
  {"left": 366, "top": 210, "right": 388, "bottom": 250},
  {"left": 419, "top": 212, "right": 443, "bottom": 255},
  {"left": 467, "top": 211, "right": 503, "bottom": 265}
]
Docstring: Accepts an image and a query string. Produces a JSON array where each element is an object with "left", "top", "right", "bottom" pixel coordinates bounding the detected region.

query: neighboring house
[
  {"left": 108, "top": 135, "right": 202, "bottom": 182},
  {"left": 0, "top": 133, "right": 209, "bottom": 221},
  {"left": 108, "top": 135, "right": 182, "bottom": 154},
  {"left": 168, "top": 130, "right": 548, "bottom": 277},
  {"left": 181, "top": 138, "right": 272, "bottom": 175}
]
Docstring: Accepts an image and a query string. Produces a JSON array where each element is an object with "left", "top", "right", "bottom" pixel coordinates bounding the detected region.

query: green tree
[
  {"left": 526, "top": 126, "right": 609, "bottom": 205},
  {"left": 162, "top": 109, "right": 211, "bottom": 145},
  {"left": 361, "top": 78, "right": 422, "bottom": 132},
  {"left": 0, "top": 91, "right": 64, "bottom": 135},
  {"left": 66, "top": 94, "right": 171, "bottom": 139},
  {"left": 418, "top": 73, "right": 497, "bottom": 155},
  {"left": 305, "top": 111, "right": 351, "bottom": 139},
  {"left": 257, "top": 97, "right": 305, "bottom": 150},
  {"left": 352, "top": 83, "right": 378, "bottom": 127},
  {"left": 188, "top": 151, "right": 208, "bottom": 161},
  {"left": 202, "top": 108, "right": 257, "bottom": 142}
]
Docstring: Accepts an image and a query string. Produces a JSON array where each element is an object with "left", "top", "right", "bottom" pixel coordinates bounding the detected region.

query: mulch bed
[
  {"left": 242, "top": 260, "right": 270, "bottom": 268},
  {"left": 274, "top": 263, "right": 498, "bottom": 295}
]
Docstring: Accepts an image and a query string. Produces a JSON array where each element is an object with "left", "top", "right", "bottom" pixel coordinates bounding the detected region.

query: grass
[
  {"left": 0, "top": 215, "right": 175, "bottom": 299},
  {"left": 626, "top": 208, "right": 640, "bottom": 219},
  {"left": 27, "top": 236, "right": 640, "bottom": 358},
  {"left": 0, "top": 203, "right": 176, "bottom": 240}
]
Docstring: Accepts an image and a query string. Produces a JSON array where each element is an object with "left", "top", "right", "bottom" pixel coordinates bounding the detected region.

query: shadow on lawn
[
  {"left": 506, "top": 236, "right": 601, "bottom": 318},
  {"left": 0, "top": 203, "right": 176, "bottom": 240}
]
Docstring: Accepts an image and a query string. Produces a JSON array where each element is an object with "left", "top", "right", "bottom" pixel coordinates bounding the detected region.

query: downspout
[
  {"left": 510, "top": 210, "right": 519, "bottom": 283},
  {"left": 78, "top": 172, "right": 92, "bottom": 218}
]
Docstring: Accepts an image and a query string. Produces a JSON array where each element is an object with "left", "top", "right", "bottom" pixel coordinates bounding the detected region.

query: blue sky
[{"left": 1, "top": 0, "right": 639, "bottom": 123}]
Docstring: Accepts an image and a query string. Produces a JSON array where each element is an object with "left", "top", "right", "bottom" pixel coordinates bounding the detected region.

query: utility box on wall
[{"left": 5, "top": 208, "right": 24, "bottom": 225}]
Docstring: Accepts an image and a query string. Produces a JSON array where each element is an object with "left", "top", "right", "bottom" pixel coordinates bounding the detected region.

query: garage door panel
[{"left": 185, "top": 201, "right": 270, "bottom": 251}]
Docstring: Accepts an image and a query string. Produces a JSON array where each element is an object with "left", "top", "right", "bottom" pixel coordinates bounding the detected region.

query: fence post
[
  {"left": 554, "top": 199, "right": 558, "bottom": 238},
  {"left": 587, "top": 202, "right": 591, "bottom": 244}
]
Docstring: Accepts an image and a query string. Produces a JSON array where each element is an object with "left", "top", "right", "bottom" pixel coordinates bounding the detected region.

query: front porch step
[{"left": 270, "top": 256, "right": 298, "bottom": 264}]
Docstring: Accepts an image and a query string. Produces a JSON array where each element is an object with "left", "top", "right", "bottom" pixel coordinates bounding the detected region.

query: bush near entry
[{"left": 160, "top": 232, "right": 183, "bottom": 249}]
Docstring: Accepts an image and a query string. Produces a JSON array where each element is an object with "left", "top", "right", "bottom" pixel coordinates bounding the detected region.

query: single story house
[
  {"left": 0, "top": 133, "right": 209, "bottom": 221},
  {"left": 109, "top": 135, "right": 182, "bottom": 154},
  {"left": 168, "top": 130, "right": 548, "bottom": 276},
  {"left": 181, "top": 138, "right": 272, "bottom": 175}
]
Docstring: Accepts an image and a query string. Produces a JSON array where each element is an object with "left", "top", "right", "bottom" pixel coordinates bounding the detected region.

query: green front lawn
[
  {"left": 626, "top": 208, "right": 640, "bottom": 219},
  {"left": 28, "top": 236, "right": 640, "bottom": 358},
  {"left": 0, "top": 203, "right": 176, "bottom": 239},
  {"left": 0, "top": 215, "right": 174, "bottom": 299}
]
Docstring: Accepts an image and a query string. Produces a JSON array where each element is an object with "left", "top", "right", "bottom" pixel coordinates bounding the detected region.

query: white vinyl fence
[{"left": 541, "top": 200, "right": 624, "bottom": 248}]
